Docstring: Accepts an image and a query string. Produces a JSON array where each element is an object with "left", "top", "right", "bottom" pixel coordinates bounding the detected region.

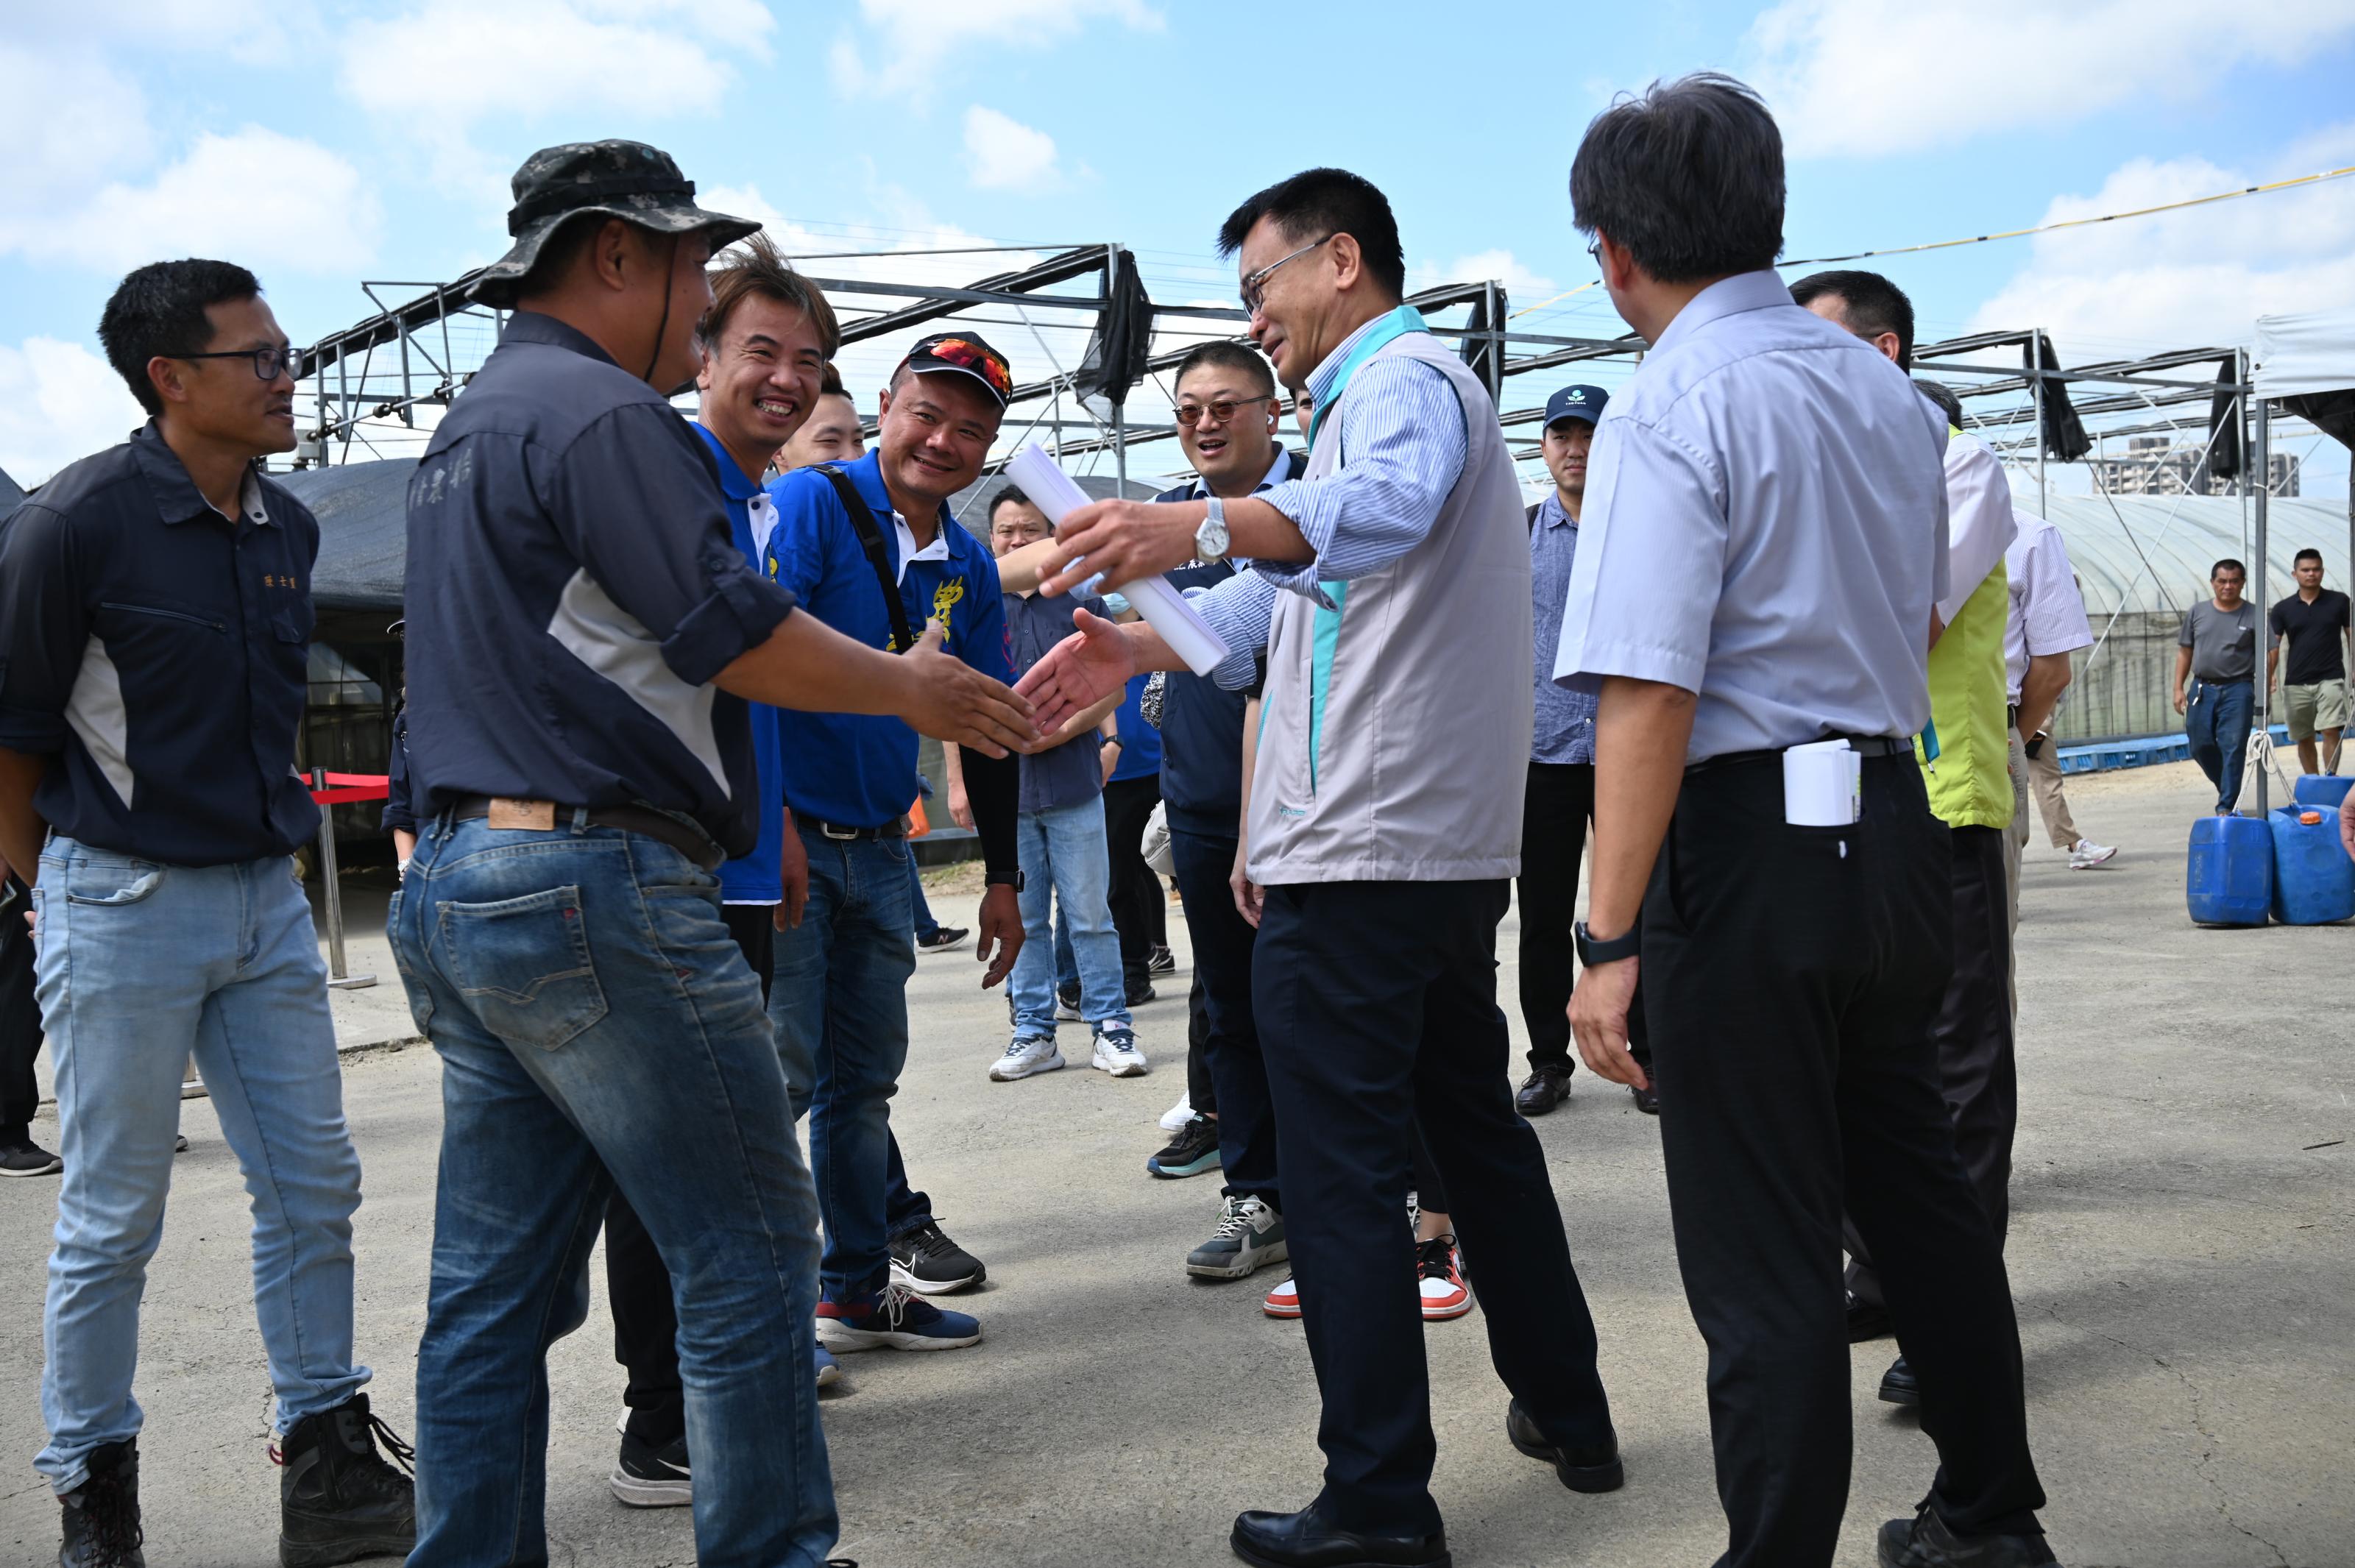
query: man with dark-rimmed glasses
[{"left": 0, "top": 259, "right": 416, "bottom": 1568}]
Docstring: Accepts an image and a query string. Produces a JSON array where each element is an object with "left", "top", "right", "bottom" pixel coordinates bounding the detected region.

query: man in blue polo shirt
[
  {"left": 392, "top": 143, "right": 1035, "bottom": 1568},
  {"left": 762, "top": 331, "right": 1029, "bottom": 1350},
  {"left": 0, "top": 258, "right": 414, "bottom": 1568}
]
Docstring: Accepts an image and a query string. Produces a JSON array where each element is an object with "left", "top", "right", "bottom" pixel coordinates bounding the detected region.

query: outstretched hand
[
  {"left": 902, "top": 620, "right": 1041, "bottom": 757},
  {"left": 1036, "top": 497, "right": 1202, "bottom": 598},
  {"left": 1013, "top": 606, "right": 1138, "bottom": 735}
]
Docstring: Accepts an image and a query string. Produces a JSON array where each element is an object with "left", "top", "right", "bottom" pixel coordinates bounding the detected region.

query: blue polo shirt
[
  {"left": 762, "top": 449, "right": 1013, "bottom": 829},
  {"left": 403, "top": 311, "right": 796, "bottom": 858},
  {"left": 1109, "top": 673, "right": 1161, "bottom": 781},
  {"left": 0, "top": 422, "right": 322, "bottom": 866},
  {"left": 691, "top": 421, "right": 784, "bottom": 904}
]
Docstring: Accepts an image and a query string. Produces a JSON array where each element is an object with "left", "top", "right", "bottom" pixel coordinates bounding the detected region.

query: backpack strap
[
  {"left": 1526, "top": 500, "right": 1542, "bottom": 531},
  {"left": 815, "top": 464, "right": 916, "bottom": 653}
]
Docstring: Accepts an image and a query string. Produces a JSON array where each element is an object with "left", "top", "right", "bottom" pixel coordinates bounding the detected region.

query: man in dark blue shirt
[
  {"left": 389, "top": 142, "right": 1033, "bottom": 1568},
  {"left": 0, "top": 258, "right": 414, "bottom": 1568},
  {"left": 761, "top": 332, "right": 1027, "bottom": 1343}
]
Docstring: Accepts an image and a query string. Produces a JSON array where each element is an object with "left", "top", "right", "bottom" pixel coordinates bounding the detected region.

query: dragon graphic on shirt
[{"left": 929, "top": 577, "right": 965, "bottom": 638}]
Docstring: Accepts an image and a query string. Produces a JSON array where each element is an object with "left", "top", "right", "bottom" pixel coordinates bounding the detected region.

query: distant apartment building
[{"left": 2092, "top": 436, "right": 2301, "bottom": 497}]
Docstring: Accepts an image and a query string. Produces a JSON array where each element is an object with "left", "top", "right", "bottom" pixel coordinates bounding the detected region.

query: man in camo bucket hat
[{"left": 471, "top": 140, "right": 759, "bottom": 308}]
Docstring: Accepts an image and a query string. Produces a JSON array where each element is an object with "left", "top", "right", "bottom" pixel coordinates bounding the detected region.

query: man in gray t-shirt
[{"left": 2174, "top": 558, "right": 2264, "bottom": 812}]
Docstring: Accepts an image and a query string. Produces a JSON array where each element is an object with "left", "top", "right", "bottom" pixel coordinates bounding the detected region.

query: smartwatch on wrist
[
  {"left": 1573, "top": 919, "right": 1640, "bottom": 968},
  {"left": 1194, "top": 494, "right": 1230, "bottom": 562}
]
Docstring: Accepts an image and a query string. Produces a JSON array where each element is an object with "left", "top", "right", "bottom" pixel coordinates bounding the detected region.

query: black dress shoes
[
  {"left": 1877, "top": 1505, "right": 2055, "bottom": 1567},
  {"left": 1630, "top": 1081, "right": 1660, "bottom": 1115},
  {"left": 1515, "top": 1065, "right": 1573, "bottom": 1116},
  {"left": 1505, "top": 1400, "right": 1625, "bottom": 1492},
  {"left": 1847, "top": 1294, "right": 1894, "bottom": 1343},
  {"left": 1230, "top": 1503, "right": 1450, "bottom": 1567},
  {"left": 1877, "top": 1355, "right": 1920, "bottom": 1407}
]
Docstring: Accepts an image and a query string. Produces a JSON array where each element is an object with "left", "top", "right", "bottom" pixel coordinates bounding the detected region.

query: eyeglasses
[
  {"left": 1585, "top": 237, "right": 1602, "bottom": 264},
  {"left": 1174, "top": 394, "right": 1274, "bottom": 428},
  {"left": 178, "top": 344, "right": 303, "bottom": 383},
  {"left": 1239, "top": 235, "right": 1332, "bottom": 316}
]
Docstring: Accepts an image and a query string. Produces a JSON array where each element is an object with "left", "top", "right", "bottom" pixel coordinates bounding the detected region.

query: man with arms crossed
[
  {"left": 1019, "top": 166, "right": 1620, "bottom": 1568},
  {"left": 0, "top": 259, "right": 414, "bottom": 1568},
  {"left": 1558, "top": 77, "right": 2053, "bottom": 1568},
  {"left": 393, "top": 142, "right": 1033, "bottom": 1568}
]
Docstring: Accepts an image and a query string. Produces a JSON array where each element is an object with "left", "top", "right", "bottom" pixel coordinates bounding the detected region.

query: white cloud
[
  {"left": 0, "top": 128, "right": 382, "bottom": 277},
  {"left": 963, "top": 107, "right": 1063, "bottom": 192},
  {"left": 1746, "top": 0, "right": 2355, "bottom": 158},
  {"left": 832, "top": 0, "right": 1161, "bottom": 95},
  {"left": 1969, "top": 130, "right": 2355, "bottom": 351},
  {"left": 0, "top": 338, "right": 145, "bottom": 490},
  {"left": 1412, "top": 249, "right": 1557, "bottom": 302},
  {"left": 0, "top": 45, "right": 153, "bottom": 216}
]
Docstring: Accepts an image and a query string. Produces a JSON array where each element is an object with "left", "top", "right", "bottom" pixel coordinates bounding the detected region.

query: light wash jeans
[
  {"left": 32, "top": 840, "right": 367, "bottom": 1494},
  {"left": 390, "top": 814, "right": 835, "bottom": 1568},
  {"left": 768, "top": 823, "right": 918, "bottom": 1302},
  {"left": 1009, "top": 797, "right": 1130, "bottom": 1039}
]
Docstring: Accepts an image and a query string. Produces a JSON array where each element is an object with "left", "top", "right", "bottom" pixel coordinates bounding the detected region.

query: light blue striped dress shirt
[{"left": 1195, "top": 315, "right": 1470, "bottom": 690}]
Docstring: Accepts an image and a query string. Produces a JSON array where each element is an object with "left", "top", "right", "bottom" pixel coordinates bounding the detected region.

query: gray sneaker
[{"left": 1186, "top": 1194, "right": 1287, "bottom": 1279}]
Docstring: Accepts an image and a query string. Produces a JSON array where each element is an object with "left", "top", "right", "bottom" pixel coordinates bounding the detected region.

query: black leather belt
[
  {"left": 1689, "top": 734, "right": 1915, "bottom": 774},
  {"left": 801, "top": 817, "right": 903, "bottom": 842},
  {"left": 448, "top": 796, "right": 723, "bottom": 872}
]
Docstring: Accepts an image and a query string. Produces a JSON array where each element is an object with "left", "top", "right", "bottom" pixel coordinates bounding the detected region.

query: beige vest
[{"left": 1249, "top": 332, "right": 1534, "bottom": 883}]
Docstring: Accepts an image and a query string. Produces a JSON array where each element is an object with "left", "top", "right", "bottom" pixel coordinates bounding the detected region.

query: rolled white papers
[{"left": 1001, "top": 445, "right": 1234, "bottom": 678}]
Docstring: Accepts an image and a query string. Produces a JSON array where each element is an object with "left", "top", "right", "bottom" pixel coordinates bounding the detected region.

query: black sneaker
[
  {"left": 59, "top": 1439, "right": 144, "bottom": 1568},
  {"left": 916, "top": 926, "right": 969, "bottom": 953},
  {"left": 1, "top": 1138, "right": 62, "bottom": 1177},
  {"left": 889, "top": 1219, "right": 987, "bottom": 1294},
  {"left": 609, "top": 1430, "right": 691, "bottom": 1509},
  {"left": 1146, "top": 1114, "right": 1222, "bottom": 1179},
  {"left": 1055, "top": 982, "right": 1082, "bottom": 1022},
  {"left": 1147, "top": 945, "right": 1176, "bottom": 975},
  {"left": 1126, "top": 979, "right": 1158, "bottom": 1007},
  {"left": 277, "top": 1392, "right": 415, "bottom": 1567}
]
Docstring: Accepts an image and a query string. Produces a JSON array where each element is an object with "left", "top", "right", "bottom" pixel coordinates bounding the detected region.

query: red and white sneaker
[
  {"left": 1262, "top": 1273, "right": 1301, "bottom": 1319},
  {"left": 1417, "top": 1235, "right": 1472, "bottom": 1321}
]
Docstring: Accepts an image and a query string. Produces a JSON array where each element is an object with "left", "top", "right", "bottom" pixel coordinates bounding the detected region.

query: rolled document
[
  {"left": 1781, "top": 738, "right": 1861, "bottom": 826},
  {"left": 1001, "top": 445, "right": 1233, "bottom": 677}
]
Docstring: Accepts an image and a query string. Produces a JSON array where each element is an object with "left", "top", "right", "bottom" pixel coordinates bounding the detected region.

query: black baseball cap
[
  {"left": 1543, "top": 383, "right": 1609, "bottom": 429},
  {"left": 897, "top": 332, "right": 1013, "bottom": 409}
]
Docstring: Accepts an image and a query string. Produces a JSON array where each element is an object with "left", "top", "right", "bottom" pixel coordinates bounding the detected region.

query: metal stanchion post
[{"left": 311, "top": 767, "right": 377, "bottom": 990}]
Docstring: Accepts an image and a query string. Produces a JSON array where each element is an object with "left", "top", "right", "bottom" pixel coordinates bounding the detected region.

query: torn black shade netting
[
  {"left": 2028, "top": 333, "right": 2091, "bottom": 463},
  {"left": 1458, "top": 288, "right": 1508, "bottom": 395},
  {"left": 1073, "top": 249, "right": 1154, "bottom": 412},
  {"left": 2205, "top": 355, "right": 2244, "bottom": 482}
]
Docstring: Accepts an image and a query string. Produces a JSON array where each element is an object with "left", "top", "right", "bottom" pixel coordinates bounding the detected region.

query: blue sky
[{"left": 4, "top": 0, "right": 2354, "bottom": 492}]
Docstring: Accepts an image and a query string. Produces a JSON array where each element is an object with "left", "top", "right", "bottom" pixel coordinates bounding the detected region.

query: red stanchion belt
[{"left": 310, "top": 773, "right": 390, "bottom": 804}]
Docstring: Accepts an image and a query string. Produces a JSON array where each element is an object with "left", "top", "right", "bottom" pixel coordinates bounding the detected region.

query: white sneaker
[
  {"left": 1091, "top": 1027, "right": 1149, "bottom": 1077},
  {"left": 988, "top": 1035, "right": 1065, "bottom": 1082},
  {"left": 1158, "top": 1091, "right": 1195, "bottom": 1132},
  {"left": 2067, "top": 837, "right": 2118, "bottom": 869}
]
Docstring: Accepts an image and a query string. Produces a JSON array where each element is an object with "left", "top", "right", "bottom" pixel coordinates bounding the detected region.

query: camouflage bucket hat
[{"left": 472, "top": 140, "right": 761, "bottom": 308}]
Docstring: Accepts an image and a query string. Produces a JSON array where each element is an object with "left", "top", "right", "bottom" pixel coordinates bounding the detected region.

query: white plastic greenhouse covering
[
  {"left": 2253, "top": 305, "right": 2355, "bottom": 400},
  {"left": 2033, "top": 496, "right": 2349, "bottom": 617}
]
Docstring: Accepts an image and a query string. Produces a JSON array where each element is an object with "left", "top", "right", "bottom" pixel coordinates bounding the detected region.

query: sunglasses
[
  {"left": 921, "top": 338, "right": 1012, "bottom": 397},
  {"left": 1175, "top": 395, "right": 1274, "bottom": 428}
]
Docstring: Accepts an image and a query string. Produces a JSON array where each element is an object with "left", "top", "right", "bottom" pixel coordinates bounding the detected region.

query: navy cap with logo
[
  {"left": 1543, "top": 383, "right": 1609, "bottom": 430},
  {"left": 897, "top": 332, "right": 1014, "bottom": 410},
  {"left": 472, "top": 140, "right": 761, "bottom": 308}
]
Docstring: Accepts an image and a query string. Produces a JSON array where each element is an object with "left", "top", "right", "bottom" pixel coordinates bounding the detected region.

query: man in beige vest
[{"left": 1019, "top": 167, "right": 1619, "bottom": 1568}]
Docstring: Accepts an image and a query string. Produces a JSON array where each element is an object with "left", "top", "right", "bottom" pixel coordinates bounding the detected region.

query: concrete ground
[{"left": 1, "top": 759, "right": 2348, "bottom": 1567}]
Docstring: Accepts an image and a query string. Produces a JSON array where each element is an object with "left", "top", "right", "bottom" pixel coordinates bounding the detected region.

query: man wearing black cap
[
  {"left": 1514, "top": 383, "right": 1658, "bottom": 1118},
  {"left": 760, "top": 330, "right": 1029, "bottom": 1346},
  {"left": 391, "top": 141, "right": 1035, "bottom": 1567}
]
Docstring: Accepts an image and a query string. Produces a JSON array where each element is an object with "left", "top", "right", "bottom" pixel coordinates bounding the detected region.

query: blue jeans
[
  {"left": 908, "top": 854, "right": 940, "bottom": 942},
  {"left": 32, "top": 842, "right": 367, "bottom": 1494},
  {"left": 770, "top": 823, "right": 919, "bottom": 1301},
  {"left": 1010, "top": 798, "right": 1130, "bottom": 1038},
  {"left": 390, "top": 815, "right": 835, "bottom": 1568},
  {"left": 1054, "top": 904, "right": 1079, "bottom": 991},
  {"left": 2186, "top": 678, "right": 2253, "bottom": 811}
]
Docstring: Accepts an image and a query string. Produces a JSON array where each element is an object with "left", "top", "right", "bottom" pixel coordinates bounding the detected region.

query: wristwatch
[
  {"left": 1573, "top": 919, "right": 1640, "bottom": 968},
  {"left": 1194, "top": 494, "right": 1230, "bottom": 563}
]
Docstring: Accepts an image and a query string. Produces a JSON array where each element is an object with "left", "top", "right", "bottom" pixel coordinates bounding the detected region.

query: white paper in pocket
[{"left": 1782, "top": 739, "right": 1860, "bottom": 826}]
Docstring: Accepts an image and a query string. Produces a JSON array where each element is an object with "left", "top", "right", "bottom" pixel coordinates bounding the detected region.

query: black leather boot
[
  {"left": 277, "top": 1393, "right": 417, "bottom": 1567},
  {"left": 58, "top": 1439, "right": 145, "bottom": 1568}
]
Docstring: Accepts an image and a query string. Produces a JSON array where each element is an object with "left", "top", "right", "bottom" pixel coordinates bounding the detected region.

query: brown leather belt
[{"left": 448, "top": 796, "right": 723, "bottom": 872}]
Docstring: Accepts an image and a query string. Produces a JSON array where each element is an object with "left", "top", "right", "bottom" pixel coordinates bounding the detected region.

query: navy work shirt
[
  {"left": 1150, "top": 449, "right": 1300, "bottom": 834},
  {"left": 1004, "top": 585, "right": 1111, "bottom": 813},
  {"left": 0, "top": 422, "right": 322, "bottom": 866},
  {"left": 402, "top": 311, "right": 797, "bottom": 859},
  {"left": 691, "top": 420, "right": 785, "bottom": 904},
  {"left": 762, "top": 448, "right": 1013, "bottom": 829}
]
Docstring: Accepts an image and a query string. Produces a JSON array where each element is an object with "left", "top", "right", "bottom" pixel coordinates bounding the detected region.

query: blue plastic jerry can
[
  {"left": 2186, "top": 814, "right": 2272, "bottom": 927},
  {"left": 2269, "top": 806, "right": 2355, "bottom": 925},
  {"left": 2291, "top": 773, "right": 2353, "bottom": 814}
]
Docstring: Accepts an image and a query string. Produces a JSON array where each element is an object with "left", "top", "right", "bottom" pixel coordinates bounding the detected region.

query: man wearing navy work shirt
[
  {"left": 761, "top": 330, "right": 1029, "bottom": 1344},
  {"left": 1555, "top": 77, "right": 2053, "bottom": 1568},
  {"left": 391, "top": 143, "right": 1034, "bottom": 1568},
  {"left": 596, "top": 232, "right": 851, "bottom": 1510},
  {"left": 1016, "top": 168, "right": 1619, "bottom": 1568},
  {"left": 0, "top": 259, "right": 414, "bottom": 1568}
]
